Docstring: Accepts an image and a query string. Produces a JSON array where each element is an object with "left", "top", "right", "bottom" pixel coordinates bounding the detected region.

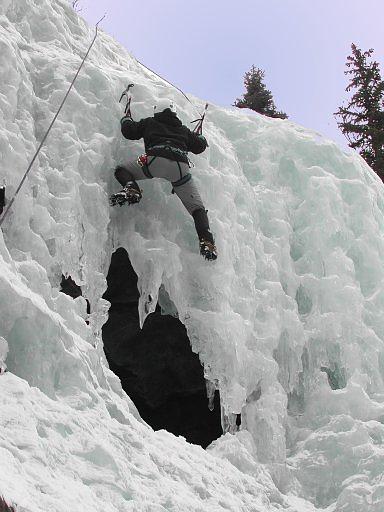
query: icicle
[
  {"left": 205, "top": 379, "right": 217, "bottom": 411},
  {"left": 0, "top": 336, "right": 9, "bottom": 375},
  {"left": 221, "top": 407, "right": 239, "bottom": 434}
]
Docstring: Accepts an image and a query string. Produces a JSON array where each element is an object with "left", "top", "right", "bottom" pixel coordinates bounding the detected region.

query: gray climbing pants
[
  {"left": 115, "top": 156, "right": 214, "bottom": 243},
  {"left": 117, "top": 156, "right": 205, "bottom": 215}
]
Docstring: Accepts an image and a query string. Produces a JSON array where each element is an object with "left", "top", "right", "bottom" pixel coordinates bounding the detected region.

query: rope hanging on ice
[
  {"left": 133, "top": 57, "right": 209, "bottom": 131},
  {"left": 134, "top": 58, "right": 201, "bottom": 115},
  {"left": 0, "top": 15, "right": 106, "bottom": 228}
]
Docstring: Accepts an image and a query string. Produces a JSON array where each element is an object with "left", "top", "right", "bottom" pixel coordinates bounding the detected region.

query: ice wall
[{"left": 0, "top": 0, "right": 383, "bottom": 510}]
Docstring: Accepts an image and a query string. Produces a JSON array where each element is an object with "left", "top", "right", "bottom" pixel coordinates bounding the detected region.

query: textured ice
[
  {"left": 0, "top": 0, "right": 384, "bottom": 510},
  {"left": 0, "top": 335, "right": 8, "bottom": 374}
]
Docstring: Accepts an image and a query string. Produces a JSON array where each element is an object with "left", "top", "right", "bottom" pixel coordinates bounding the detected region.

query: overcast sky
[{"left": 81, "top": 0, "right": 384, "bottom": 149}]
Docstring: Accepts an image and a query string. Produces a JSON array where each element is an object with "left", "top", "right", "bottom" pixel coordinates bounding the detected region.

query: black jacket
[{"left": 120, "top": 109, "right": 207, "bottom": 163}]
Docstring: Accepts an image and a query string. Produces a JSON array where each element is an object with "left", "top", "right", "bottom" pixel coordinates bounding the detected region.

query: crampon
[
  {"left": 109, "top": 183, "right": 142, "bottom": 207},
  {"left": 199, "top": 239, "right": 218, "bottom": 261}
]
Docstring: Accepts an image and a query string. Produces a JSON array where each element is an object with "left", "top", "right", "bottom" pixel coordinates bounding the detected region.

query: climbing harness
[
  {"left": 0, "top": 15, "right": 106, "bottom": 228},
  {"left": 137, "top": 154, "right": 156, "bottom": 179},
  {"left": 137, "top": 154, "right": 149, "bottom": 168},
  {"left": 172, "top": 172, "right": 192, "bottom": 188},
  {"left": 145, "top": 144, "right": 193, "bottom": 191},
  {"left": 136, "top": 150, "right": 191, "bottom": 192},
  {"left": 147, "top": 144, "right": 189, "bottom": 162}
]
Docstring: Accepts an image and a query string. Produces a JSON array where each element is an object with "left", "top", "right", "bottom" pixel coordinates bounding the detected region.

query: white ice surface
[
  {"left": 0, "top": 0, "right": 384, "bottom": 510},
  {"left": 0, "top": 335, "right": 8, "bottom": 374}
]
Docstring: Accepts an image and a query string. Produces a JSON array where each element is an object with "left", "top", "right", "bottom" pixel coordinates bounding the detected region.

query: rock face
[{"left": 102, "top": 248, "right": 222, "bottom": 448}]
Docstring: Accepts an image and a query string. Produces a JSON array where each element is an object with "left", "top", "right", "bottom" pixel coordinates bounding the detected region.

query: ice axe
[
  {"left": 191, "top": 103, "right": 209, "bottom": 135},
  {"left": 119, "top": 83, "right": 134, "bottom": 118}
]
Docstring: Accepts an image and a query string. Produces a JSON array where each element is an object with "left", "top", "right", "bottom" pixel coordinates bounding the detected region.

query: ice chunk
[
  {"left": 206, "top": 379, "right": 216, "bottom": 411},
  {"left": 0, "top": 336, "right": 8, "bottom": 374}
]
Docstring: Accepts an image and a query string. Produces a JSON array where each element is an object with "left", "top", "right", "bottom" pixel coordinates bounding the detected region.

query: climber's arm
[{"left": 120, "top": 116, "right": 148, "bottom": 140}]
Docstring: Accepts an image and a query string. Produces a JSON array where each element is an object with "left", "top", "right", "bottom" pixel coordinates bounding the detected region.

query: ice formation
[{"left": 0, "top": 0, "right": 383, "bottom": 510}]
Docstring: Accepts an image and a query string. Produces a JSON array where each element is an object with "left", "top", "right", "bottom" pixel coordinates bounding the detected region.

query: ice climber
[{"left": 110, "top": 98, "right": 217, "bottom": 261}]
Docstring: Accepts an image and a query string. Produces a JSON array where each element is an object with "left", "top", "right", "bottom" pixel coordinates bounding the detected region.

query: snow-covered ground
[{"left": 0, "top": 0, "right": 383, "bottom": 510}]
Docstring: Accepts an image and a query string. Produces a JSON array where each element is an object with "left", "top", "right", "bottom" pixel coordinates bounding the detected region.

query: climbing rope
[
  {"left": 0, "top": 15, "right": 106, "bottom": 228},
  {"left": 133, "top": 57, "right": 209, "bottom": 131}
]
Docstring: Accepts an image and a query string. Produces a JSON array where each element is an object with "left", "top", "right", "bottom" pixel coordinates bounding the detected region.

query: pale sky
[{"left": 80, "top": 0, "right": 384, "bottom": 149}]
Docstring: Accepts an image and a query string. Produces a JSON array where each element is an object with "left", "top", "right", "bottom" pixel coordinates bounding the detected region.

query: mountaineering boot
[
  {"left": 199, "top": 238, "right": 218, "bottom": 261},
  {"left": 109, "top": 181, "right": 142, "bottom": 207},
  {"left": 192, "top": 208, "right": 217, "bottom": 261}
]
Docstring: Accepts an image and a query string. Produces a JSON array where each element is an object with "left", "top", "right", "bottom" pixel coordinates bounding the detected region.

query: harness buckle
[
  {"left": 137, "top": 153, "right": 155, "bottom": 178},
  {"left": 137, "top": 154, "right": 148, "bottom": 167}
]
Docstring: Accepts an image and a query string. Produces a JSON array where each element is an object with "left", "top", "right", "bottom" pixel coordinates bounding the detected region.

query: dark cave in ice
[{"left": 101, "top": 248, "right": 222, "bottom": 448}]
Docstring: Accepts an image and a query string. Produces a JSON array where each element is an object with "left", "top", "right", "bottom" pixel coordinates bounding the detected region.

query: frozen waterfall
[{"left": 0, "top": 0, "right": 383, "bottom": 510}]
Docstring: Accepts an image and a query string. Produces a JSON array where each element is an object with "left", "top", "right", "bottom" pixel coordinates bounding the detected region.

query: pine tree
[
  {"left": 335, "top": 44, "right": 384, "bottom": 179},
  {"left": 234, "top": 65, "right": 288, "bottom": 119},
  {"left": 0, "top": 497, "right": 16, "bottom": 512}
]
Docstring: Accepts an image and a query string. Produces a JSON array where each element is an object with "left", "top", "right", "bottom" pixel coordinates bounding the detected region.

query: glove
[
  {"left": 120, "top": 115, "right": 133, "bottom": 126},
  {"left": 197, "top": 134, "right": 208, "bottom": 147}
]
